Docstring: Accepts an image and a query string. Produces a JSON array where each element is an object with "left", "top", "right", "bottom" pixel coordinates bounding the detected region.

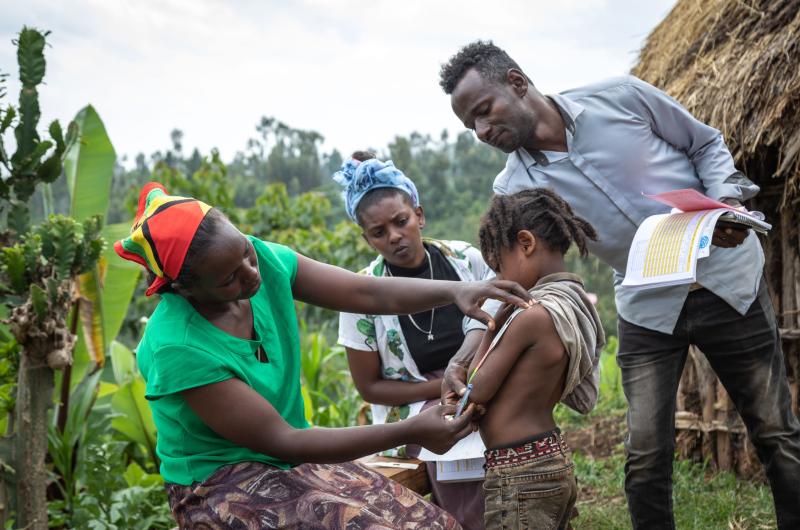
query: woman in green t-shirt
[{"left": 114, "top": 183, "right": 530, "bottom": 529}]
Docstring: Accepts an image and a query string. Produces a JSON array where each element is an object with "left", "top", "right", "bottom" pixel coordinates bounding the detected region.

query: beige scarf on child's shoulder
[{"left": 487, "top": 272, "right": 606, "bottom": 414}]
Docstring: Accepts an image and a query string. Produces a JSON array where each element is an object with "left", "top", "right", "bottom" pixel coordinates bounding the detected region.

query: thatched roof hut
[
  {"left": 632, "top": 0, "right": 800, "bottom": 476},
  {"left": 634, "top": 0, "right": 800, "bottom": 205}
]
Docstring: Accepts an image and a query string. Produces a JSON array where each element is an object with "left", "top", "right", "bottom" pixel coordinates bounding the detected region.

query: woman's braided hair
[{"left": 478, "top": 188, "right": 598, "bottom": 271}]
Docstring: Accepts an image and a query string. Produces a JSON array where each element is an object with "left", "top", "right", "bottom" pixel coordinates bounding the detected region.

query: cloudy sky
[{"left": 2, "top": 0, "right": 675, "bottom": 163}]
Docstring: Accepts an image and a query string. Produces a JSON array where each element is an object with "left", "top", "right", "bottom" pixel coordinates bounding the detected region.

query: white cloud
[{"left": 1, "top": 0, "right": 675, "bottom": 164}]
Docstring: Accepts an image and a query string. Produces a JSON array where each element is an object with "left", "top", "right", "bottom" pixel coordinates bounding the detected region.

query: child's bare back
[
  {"left": 467, "top": 303, "right": 568, "bottom": 449},
  {"left": 467, "top": 187, "right": 601, "bottom": 529}
]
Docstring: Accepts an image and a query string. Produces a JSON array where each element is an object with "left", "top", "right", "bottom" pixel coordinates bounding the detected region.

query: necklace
[{"left": 385, "top": 249, "right": 436, "bottom": 341}]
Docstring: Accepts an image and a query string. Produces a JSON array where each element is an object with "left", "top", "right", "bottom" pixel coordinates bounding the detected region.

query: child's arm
[
  {"left": 467, "top": 329, "right": 494, "bottom": 375},
  {"left": 467, "top": 304, "right": 554, "bottom": 404},
  {"left": 466, "top": 302, "right": 519, "bottom": 374}
]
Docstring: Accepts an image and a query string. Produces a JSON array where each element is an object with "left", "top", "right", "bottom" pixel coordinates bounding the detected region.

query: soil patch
[{"left": 566, "top": 412, "right": 626, "bottom": 459}]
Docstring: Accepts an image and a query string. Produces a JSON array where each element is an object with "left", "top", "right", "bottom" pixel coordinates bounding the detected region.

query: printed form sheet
[
  {"left": 622, "top": 209, "right": 725, "bottom": 290},
  {"left": 417, "top": 431, "right": 485, "bottom": 461}
]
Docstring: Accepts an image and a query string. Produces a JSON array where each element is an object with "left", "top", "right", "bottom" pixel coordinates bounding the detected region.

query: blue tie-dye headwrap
[{"left": 332, "top": 158, "right": 420, "bottom": 222}]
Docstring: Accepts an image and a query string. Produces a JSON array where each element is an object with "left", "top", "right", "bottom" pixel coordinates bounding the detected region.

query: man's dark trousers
[{"left": 617, "top": 280, "right": 800, "bottom": 530}]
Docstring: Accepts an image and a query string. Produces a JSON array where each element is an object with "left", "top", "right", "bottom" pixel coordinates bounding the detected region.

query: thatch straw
[{"left": 632, "top": 0, "right": 800, "bottom": 207}]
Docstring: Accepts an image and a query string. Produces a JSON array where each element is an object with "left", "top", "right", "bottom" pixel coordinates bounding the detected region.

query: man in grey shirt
[{"left": 439, "top": 41, "right": 800, "bottom": 529}]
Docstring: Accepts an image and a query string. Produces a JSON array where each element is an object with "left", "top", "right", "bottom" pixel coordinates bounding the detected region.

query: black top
[{"left": 385, "top": 243, "right": 466, "bottom": 374}]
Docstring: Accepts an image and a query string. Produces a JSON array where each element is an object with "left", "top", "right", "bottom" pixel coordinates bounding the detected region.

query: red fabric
[
  {"left": 114, "top": 182, "right": 210, "bottom": 296},
  {"left": 146, "top": 201, "right": 207, "bottom": 292}
]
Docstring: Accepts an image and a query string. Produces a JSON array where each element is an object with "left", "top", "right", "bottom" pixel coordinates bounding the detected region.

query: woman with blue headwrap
[{"left": 336, "top": 152, "right": 489, "bottom": 530}]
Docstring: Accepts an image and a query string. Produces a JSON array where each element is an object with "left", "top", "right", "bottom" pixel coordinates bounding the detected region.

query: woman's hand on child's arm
[
  {"left": 450, "top": 280, "right": 532, "bottom": 330},
  {"left": 490, "top": 302, "right": 521, "bottom": 334},
  {"left": 408, "top": 403, "right": 476, "bottom": 454}
]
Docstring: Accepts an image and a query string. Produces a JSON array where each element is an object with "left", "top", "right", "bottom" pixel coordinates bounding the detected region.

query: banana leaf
[
  {"left": 111, "top": 377, "right": 158, "bottom": 467},
  {"left": 76, "top": 258, "right": 106, "bottom": 369},
  {"left": 71, "top": 223, "right": 139, "bottom": 385},
  {"left": 107, "top": 341, "right": 158, "bottom": 467},
  {"left": 110, "top": 339, "right": 137, "bottom": 385},
  {"left": 62, "top": 104, "right": 120, "bottom": 377},
  {"left": 64, "top": 105, "right": 115, "bottom": 223}
]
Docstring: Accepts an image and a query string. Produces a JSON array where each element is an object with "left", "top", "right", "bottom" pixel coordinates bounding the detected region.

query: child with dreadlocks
[{"left": 465, "top": 188, "right": 605, "bottom": 530}]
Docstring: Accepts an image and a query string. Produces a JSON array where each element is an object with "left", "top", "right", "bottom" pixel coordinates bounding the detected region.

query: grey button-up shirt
[{"left": 492, "top": 75, "right": 764, "bottom": 334}]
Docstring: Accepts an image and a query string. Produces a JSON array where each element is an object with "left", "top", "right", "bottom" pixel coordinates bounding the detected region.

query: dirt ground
[{"left": 565, "top": 413, "right": 627, "bottom": 459}]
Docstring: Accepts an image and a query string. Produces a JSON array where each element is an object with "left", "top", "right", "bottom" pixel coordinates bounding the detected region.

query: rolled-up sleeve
[{"left": 625, "top": 76, "right": 759, "bottom": 201}]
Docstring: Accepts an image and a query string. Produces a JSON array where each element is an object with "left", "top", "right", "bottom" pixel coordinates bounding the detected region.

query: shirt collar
[
  {"left": 518, "top": 93, "right": 585, "bottom": 168},
  {"left": 534, "top": 271, "right": 585, "bottom": 288}
]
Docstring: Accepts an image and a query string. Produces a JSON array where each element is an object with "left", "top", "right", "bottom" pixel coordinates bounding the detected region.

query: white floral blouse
[{"left": 338, "top": 239, "right": 493, "bottom": 453}]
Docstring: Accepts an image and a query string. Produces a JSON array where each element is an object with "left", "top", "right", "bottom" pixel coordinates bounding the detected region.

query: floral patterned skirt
[{"left": 165, "top": 460, "right": 462, "bottom": 530}]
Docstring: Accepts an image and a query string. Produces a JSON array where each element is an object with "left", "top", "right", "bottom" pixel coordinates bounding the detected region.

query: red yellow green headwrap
[{"left": 114, "top": 183, "right": 212, "bottom": 296}]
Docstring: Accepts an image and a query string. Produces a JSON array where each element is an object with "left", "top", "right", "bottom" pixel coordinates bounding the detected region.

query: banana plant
[{"left": 62, "top": 104, "right": 117, "bottom": 381}]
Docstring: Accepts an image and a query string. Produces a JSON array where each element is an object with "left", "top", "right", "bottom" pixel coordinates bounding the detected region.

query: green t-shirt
[{"left": 136, "top": 237, "right": 309, "bottom": 485}]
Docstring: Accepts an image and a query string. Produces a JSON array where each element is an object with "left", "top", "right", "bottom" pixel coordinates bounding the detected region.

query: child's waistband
[{"left": 483, "top": 428, "right": 568, "bottom": 470}]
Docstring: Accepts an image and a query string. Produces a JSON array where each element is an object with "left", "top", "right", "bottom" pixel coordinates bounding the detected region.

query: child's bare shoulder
[{"left": 499, "top": 303, "right": 559, "bottom": 346}]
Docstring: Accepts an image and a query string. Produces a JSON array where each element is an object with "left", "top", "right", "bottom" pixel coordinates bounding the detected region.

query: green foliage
[
  {"left": 0, "top": 25, "right": 127, "bottom": 529},
  {"left": 554, "top": 336, "right": 625, "bottom": 428},
  {"left": 48, "top": 370, "right": 102, "bottom": 513},
  {"left": 15, "top": 28, "right": 47, "bottom": 88},
  {"left": 47, "top": 342, "right": 167, "bottom": 528},
  {"left": 0, "top": 28, "right": 75, "bottom": 211},
  {"left": 45, "top": 216, "right": 80, "bottom": 279},
  {"left": 50, "top": 440, "right": 172, "bottom": 530},
  {"left": 28, "top": 284, "right": 47, "bottom": 324},
  {"left": 64, "top": 104, "right": 117, "bottom": 222},
  {"left": 102, "top": 341, "right": 159, "bottom": 468},
  {"left": 70, "top": 222, "right": 141, "bottom": 386},
  {"left": 12, "top": 28, "right": 47, "bottom": 183},
  {"left": 5, "top": 200, "right": 30, "bottom": 238},
  {"left": 0, "top": 215, "right": 105, "bottom": 322},
  {"left": 110, "top": 378, "right": 158, "bottom": 467},
  {"left": 298, "top": 324, "right": 362, "bottom": 428},
  {"left": 0, "top": 339, "right": 19, "bottom": 429},
  {"left": 572, "top": 450, "right": 775, "bottom": 529},
  {"left": 230, "top": 116, "right": 327, "bottom": 200},
  {"left": 0, "top": 246, "right": 26, "bottom": 295},
  {"left": 0, "top": 215, "right": 104, "bottom": 297}
]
